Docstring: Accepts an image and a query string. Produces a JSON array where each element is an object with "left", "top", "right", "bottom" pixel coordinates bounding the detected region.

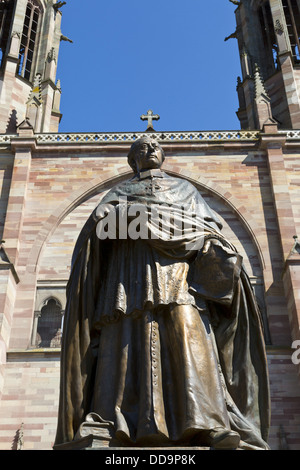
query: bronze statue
[{"left": 54, "top": 137, "right": 270, "bottom": 450}]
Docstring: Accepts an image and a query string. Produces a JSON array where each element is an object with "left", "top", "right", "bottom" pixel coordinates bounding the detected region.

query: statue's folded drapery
[{"left": 54, "top": 173, "right": 270, "bottom": 450}]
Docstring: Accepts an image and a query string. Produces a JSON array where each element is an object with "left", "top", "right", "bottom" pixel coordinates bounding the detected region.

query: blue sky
[{"left": 57, "top": 0, "right": 241, "bottom": 133}]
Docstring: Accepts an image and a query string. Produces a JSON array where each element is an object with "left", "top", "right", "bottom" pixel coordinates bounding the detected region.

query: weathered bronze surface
[{"left": 54, "top": 137, "right": 270, "bottom": 450}]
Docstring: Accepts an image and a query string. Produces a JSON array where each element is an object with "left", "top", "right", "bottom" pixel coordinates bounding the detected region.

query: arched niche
[
  {"left": 31, "top": 170, "right": 271, "bottom": 344},
  {"left": 31, "top": 296, "right": 63, "bottom": 349}
]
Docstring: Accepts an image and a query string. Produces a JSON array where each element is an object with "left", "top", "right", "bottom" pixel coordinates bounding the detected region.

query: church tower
[
  {"left": 233, "top": 0, "right": 300, "bottom": 130},
  {"left": 0, "top": 0, "right": 67, "bottom": 134}
]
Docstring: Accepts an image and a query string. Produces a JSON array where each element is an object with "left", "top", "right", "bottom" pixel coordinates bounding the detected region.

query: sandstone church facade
[{"left": 0, "top": 0, "right": 300, "bottom": 450}]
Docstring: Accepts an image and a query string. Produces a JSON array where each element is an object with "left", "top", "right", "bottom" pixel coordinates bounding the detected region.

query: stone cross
[{"left": 140, "top": 109, "right": 160, "bottom": 131}]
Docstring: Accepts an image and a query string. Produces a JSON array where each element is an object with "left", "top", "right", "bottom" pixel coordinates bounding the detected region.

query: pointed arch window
[
  {"left": 18, "top": 0, "right": 41, "bottom": 80},
  {"left": 0, "top": 0, "right": 14, "bottom": 67},
  {"left": 258, "top": 1, "right": 279, "bottom": 77},
  {"left": 282, "top": 0, "right": 300, "bottom": 63}
]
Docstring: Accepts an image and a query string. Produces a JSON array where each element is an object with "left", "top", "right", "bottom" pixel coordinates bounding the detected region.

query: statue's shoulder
[
  {"left": 100, "top": 179, "right": 132, "bottom": 203},
  {"left": 164, "top": 173, "right": 199, "bottom": 194}
]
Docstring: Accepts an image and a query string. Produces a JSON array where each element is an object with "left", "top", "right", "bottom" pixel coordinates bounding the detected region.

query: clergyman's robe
[{"left": 54, "top": 170, "right": 270, "bottom": 450}]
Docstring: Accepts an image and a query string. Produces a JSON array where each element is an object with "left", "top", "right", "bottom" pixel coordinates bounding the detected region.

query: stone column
[
  {"left": 0, "top": 245, "right": 19, "bottom": 399},
  {"left": 260, "top": 123, "right": 295, "bottom": 260},
  {"left": 30, "top": 311, "right": 41, "bottom": 348},
  {"left": 0, "top": 120, "right": 35, "bottom": 395},
  {"left": 283, "top": 253, "right": 300, "bottom": 346},
  {"left": 269, "top": 0, "right": 300, "bottom": 128},
  {"left": 3, "top": 120, "right": 35, "bottom": 266},
  {"left": 260, "top": 123, "right": 300, "bottom": 374}
]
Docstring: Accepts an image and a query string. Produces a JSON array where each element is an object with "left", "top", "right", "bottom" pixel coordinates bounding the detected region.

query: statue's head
[{"left": 127, "top": 136, "right": 165, "bottom": 174}]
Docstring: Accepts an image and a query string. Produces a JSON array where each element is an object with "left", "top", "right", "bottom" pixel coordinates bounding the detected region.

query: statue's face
[{"left": 133, "top": 138, "right": 164, "bottom": 172}]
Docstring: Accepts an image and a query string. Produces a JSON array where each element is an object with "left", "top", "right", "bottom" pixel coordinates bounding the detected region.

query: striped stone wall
[{"left": 0, "top": 129, "right": 299, "bottom": 449}]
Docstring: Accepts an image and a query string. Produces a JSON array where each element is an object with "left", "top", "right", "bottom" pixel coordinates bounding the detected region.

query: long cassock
[{"left": 54, "top": 169, "right": 270, "bottom": 450}]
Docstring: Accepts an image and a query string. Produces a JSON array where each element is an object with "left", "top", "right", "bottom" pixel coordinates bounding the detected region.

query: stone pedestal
[
  {"left": 54, "top": 439, "right": 210, "bottom": 451},
  {"left": 53, "top": 413, "right": 211, "bottom": 450}
]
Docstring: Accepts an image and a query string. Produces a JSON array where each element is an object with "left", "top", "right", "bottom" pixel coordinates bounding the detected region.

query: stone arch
[
  {"left": 26, "top": 169, "right": 132, "bottom": 274},
  {"left": 163, "top": 164, "right": 267, "bottom": 272},
  {"left": 27, "top": 167, "right": 271, "bottom": 343},
  {"left": 28, "top": 167, "right": 268, "bottom": 278},
  {"left": 39, "top": 295, "right": 62, "bottom": 312}
]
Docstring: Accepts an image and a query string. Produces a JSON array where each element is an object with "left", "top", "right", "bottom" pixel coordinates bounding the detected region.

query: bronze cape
[{"left": 54, "top": 173, "right": 270, "bottom": 450}]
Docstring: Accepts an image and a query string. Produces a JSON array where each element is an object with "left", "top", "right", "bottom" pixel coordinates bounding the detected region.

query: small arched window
[
  {"left": 32, "top": 297, "right": 63, "bottom": 348},
  {"left": 18, "top": 0, "right": 41, "bottom": 80}
]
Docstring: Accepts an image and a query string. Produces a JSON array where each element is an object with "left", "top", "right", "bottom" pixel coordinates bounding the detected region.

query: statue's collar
[{"left": 137, "top": 169, "right": 164, "bottom": 180}]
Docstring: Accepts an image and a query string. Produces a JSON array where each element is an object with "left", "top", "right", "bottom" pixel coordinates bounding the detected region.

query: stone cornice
[
  {"left": 0, "top": 130, "right": 261, "bottom": 152},
  {"left": 0, "top": 129, "right": 300, "bottom": 151},
  {"left": 34, "top": 130, "right": 261, "bottom": 145},
  {"left": 7, "top": 349, "right": 61, "bottom": 362}
]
